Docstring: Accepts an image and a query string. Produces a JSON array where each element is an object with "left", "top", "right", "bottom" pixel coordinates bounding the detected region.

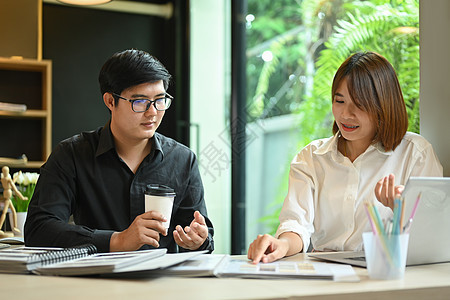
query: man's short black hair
[{"left": 98, "top": 49, "right": 171, "bottom": 96}]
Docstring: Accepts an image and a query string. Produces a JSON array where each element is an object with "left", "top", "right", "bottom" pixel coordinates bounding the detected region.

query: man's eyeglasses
[{"left": 112, "top": 93, "right": 173, "bottom": 112}]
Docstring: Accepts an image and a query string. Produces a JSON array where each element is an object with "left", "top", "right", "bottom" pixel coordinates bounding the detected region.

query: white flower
[
  {"left": 13, "top": 171, "right": 39, "bottom": 186},
  {"left": 13, "top": 171, "right": 23, "bottom": 184}
]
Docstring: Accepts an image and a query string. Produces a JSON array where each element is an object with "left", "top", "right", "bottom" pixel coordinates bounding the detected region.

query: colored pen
[
  {"left": 392, "top": 198, "right": 402, "bottom": 235},
  {"left": 402, "top": 192, "right": 422, "bottom": 233},
  {"left": 363, "top": 202, "right": 377, "bottom": 234},
  {"left": 372, "top": 204, "right": 385, "bottom": 234},
  {"left": 409, "top": 192, "right": 422, "bottom": 220},
  {"left": 403, "top": 218, "right": 413, "bottom": 233},
  {"left": 399, "top": 197, "right": 405, "bottom": 231}
]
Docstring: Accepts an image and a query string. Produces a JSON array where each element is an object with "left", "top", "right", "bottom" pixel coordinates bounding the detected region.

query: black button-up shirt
[{"left": 24, "top": 123, "right": 214, "bottom": 253}]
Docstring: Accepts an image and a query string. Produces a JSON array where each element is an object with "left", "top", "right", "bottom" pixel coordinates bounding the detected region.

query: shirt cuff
[
  {"left": 179, "top": 235, "right": 214, "bottom": 253},
  {"left": 276, "top": 220, "right": 312, "bottom": 253},
  {"left": 198, "top": 235, "right": 214, "bottom": 253},
  {"left": 91, "top": 229, "right": 115, "bottom": 252}
]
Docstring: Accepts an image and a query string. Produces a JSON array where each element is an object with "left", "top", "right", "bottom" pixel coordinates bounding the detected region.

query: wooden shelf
[
  {"left": 0, "top": 160, "right": 44, "bottom": 169},
  {"left": 0, "top": 109, "right": 48, "bottom": 118},
  {"left": 0, "top": 58, "right": 52, "bottom": 169},
  {"left": 0, "top": 57, "right": 48, "bottom": 72}
]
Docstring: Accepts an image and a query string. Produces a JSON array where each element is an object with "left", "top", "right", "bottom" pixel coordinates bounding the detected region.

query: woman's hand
[
  {"left": 374, "top": 173, "right": 404, "bottom": 210},
  {"left": 247, "top": 232, "right": 303, "bottom": 264},
  {"left": 247, "top": 234, "right": 289, "bottom": 264}
]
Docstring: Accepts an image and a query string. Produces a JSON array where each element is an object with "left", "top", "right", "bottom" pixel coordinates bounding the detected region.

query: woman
[{"left": 248, "top": 51, "right": 443, "bottom": 264}]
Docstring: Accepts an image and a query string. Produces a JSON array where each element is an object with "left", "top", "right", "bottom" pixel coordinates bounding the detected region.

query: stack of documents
[{"left": 0, "top": 246, "right": 358, "bottom": 281}]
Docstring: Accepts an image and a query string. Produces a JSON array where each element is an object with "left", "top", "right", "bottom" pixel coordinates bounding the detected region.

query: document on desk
[
  {"left": 22, "top": 247, "right": 166, "bottom": 276},
  {"left": 149, "top": 254, "right": 229, "bottom": 277},
  {"left": 104, "top": 250, "right": 209, "bottom": 277},
  {"left": 215, "top": 257, "right": 359, "bottom": 282},
  {"left": 33, "top": 249, "right": 170, "bottom": 276},
  {"left": 0, "top": 245, "right": 100, "bottom": 274},
  {"left": 0, "top": 244, "right": 210, "bottom": 277},
  {"left": 0, "top": 237, "right": 25, "bottom": 245},
  {"left": 155, "top": 254, "right": 359, "bottom": 282},
  {"left": 0, "top": 245, "right": 207, "bottom": 276}
]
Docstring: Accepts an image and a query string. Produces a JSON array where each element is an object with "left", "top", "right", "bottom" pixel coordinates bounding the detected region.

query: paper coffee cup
[{"left": 144, "top": 184, "right": 176, "bottom": 229}]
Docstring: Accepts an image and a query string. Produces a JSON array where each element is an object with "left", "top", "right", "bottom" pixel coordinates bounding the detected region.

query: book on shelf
[{"left": 0, "top": 101, "right": 27, "bottom": 112}]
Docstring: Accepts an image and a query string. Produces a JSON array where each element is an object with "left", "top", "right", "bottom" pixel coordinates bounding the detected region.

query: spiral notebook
[{"left": 0, "top": 245, "right": 167, "bottom": 275}]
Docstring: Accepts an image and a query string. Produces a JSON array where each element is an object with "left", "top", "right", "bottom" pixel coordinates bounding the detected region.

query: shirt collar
[
  {"left": 96, "top": 121, "right": 115, "bottom": 157},
  {"left": 313, "top": 132, "right": 340, "bottom": 156},
  {"left": 152, "top": 132, "right": 165, "bottom": 161},
  {"left": 372, "top": 141, "right": 392, "bottom": 155},
  {"left": 313, "top": 132, "right": 392, "bottom": 158},
  {"left": 95, "top": 121, "right": 165, "bottom": 161}
]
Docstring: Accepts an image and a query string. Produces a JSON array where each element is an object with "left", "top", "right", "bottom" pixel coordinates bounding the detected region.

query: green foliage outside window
[{"left": 246, "top": 0, "right": 420, "bottom": 234}]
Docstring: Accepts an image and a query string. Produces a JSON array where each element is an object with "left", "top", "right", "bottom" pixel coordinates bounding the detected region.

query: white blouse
[{"left": 275, "top": 132, "right": 443, "bottom": 252}]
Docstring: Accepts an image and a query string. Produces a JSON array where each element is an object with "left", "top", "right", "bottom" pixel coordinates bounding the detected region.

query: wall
[
  {"left": 0, "top": 0, "right": 41, "bottom": 60},
  {"left": 420, "top": 0, "right": 450, "bottom": 176},
  {"left": 43, "top": 3, "right": 182, "bottom": 147}
]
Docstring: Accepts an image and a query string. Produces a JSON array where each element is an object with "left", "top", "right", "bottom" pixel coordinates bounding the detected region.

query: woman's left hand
[{"left": 374, "top": 173, "right": 404, "bottom": 210}]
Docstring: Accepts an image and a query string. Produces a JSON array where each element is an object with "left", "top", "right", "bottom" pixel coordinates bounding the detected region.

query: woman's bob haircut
[{"left": 332, "top": 51, "right": 408, "bottom": 151}]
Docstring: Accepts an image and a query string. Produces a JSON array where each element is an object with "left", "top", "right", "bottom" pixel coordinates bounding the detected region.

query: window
[{"left": 242, "top": 0, "right": 420, "bottom": 252}]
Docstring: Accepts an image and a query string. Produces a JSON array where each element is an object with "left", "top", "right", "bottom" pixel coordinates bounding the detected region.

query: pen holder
[{"left": 362, "top": 232, "right": 409, "bottom": 280}]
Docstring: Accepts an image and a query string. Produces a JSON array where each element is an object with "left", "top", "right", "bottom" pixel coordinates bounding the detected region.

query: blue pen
[
  {"left": 392, "top": 198, "right": 401, "bottom": 235},
  {"left": 372, "top": 204, "right": 385, "bottom": 234}
]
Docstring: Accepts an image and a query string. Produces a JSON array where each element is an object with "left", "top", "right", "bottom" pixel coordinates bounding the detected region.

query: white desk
[{"left": 1, "top": 253, "right": 449, "bottom": 300}]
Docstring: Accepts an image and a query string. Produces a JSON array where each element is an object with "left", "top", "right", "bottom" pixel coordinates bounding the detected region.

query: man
[{"left": 25, "top": 49, "right": 214, "bottom": 253}]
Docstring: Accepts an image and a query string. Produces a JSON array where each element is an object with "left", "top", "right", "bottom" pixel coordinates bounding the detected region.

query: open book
[{"left": 0, "top": 245, "right": 206, "bottom": 276}]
